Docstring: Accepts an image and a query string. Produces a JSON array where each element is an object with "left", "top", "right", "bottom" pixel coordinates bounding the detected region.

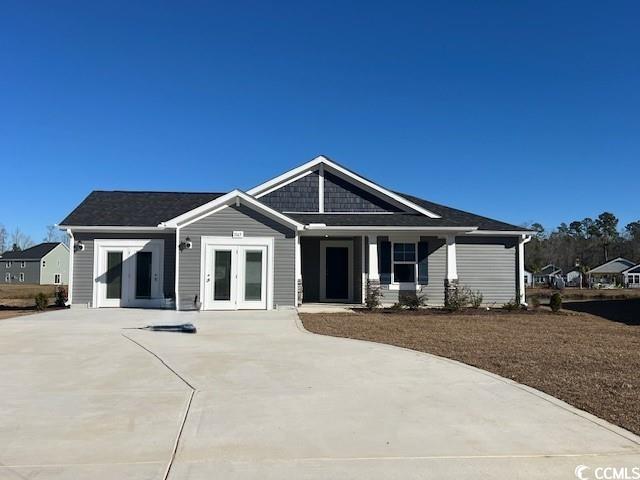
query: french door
[
  {"left": 94, "top": 240, "right": 163, "bottom": 308},
  {"left": 203, "top": 242, "right": 268, "bottom": 310}
]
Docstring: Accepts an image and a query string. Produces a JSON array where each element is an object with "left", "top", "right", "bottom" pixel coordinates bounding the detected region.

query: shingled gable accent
[{"left": 247, "top": 155, "right": 441, "bottom": 218}]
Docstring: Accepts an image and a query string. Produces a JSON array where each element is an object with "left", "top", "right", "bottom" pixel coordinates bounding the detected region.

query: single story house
[
  {"left": 524, "top": 269, "right": 533, "bottom": 286},
  {"left": 59, "top": 156, "right": 534, "bottom": 310},
  {"left": 565, "top": 268, "right": 583, "bottom": 287},
  {"left": 1, "top": 242, "right": 69, "bottom": 285},
  {"left": 588, "top": 257, "right": 636, "bottom": 287},
  {"left": 532, "top": 265, "right": 562, "bottom": 286},
  {"left": 622, "top": 264, "right": 640, "bottom": 288}
]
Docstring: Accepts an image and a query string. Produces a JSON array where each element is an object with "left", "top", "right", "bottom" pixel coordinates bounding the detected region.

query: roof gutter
[
  {"left": 303, "top": 225, "right": 479, "bottom": 232},
  {"left": 59, "top": 225, "right": 169, "bottom": 232}
]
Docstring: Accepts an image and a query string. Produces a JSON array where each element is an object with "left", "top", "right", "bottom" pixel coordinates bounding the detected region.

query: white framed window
[
  {"left": 54, "top": 273, "right": 61, "bottom": 284},
  {"left": 392, "top": 242, "right": 417, "bottom": 284},
  {"left": 19, "top": 273, "right": 24, "bottom": 282},
  {"left": 20, "top": 261, "right": 26, "bottom": 268},
  {"left": 4, "top": 273, "right": 10, "bottom": 282},
  {"left": 5, "top": 261, "right": 11, "bottom": 268}
]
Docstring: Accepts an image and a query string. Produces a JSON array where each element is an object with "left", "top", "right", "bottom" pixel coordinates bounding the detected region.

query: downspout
[
  {"left": 518, "top": 235, "right": 532, "bottom": 306},
  {"left": 66, "top": 228, "right": 74, "bottom": 306},
  {"left": 174, "top": 226, "right": 180, "bottom": 311}
]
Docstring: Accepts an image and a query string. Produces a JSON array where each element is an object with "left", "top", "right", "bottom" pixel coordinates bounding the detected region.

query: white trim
[
  {"left": 294, "top": 233, "right": 301, "bottom": 306},
  {"left": 518, "top": 235, "right": 532, "bottom": 305},
  {"left": 19, "top": 272, "right": 24, "bottom": 282},
  {"left": 445, "top": 235, "right": 458, "bottom": 281},
  {"left": 318, "top": 164, "right": 325, "bottom": 213},
  {"left": 246, "top": 155, "right": 441, "bottom": 218},
  {"left": 319, "top": 240, "right": 353, "bottom": 302},
  {"left": 5, "top": 261, "right": 11, "bottom": 268},
  {"left": 303, "top": 225, "right": 478, "bottom": 232},
  {"left": 368, "top": 235, "right": 379, "bottom": 281},
  {"left": 174, "top": 226, "right": 181, "bottom": 311},
  {"left": 391, "top": 241, "right": 418, "bottom": 286},
  {"left": 92, "top": 239, "right": 165, "bottom": 308},
  {"left": 4, "top": 272, "right": 10, "bottom": 283},
  {"left": 160, "top": 190, "right": 304, "bottom": 230},
  {"left": 20, "top": 261, "right": 25, "bottom": 268},
  {"left": 361, "top": 236, "right": 366, "bottom": 304},
  {"left": 200, "top": 236, "right": 274, "bottom": 311},
  {"left": 467, "top": 230, "right": 537, "bottom": 236},
  {"left": 283, "top": 211, "right": 395, "bottom": 215},
  {"left": 66, "top": 229, "right": 74, "bottom": 305}
]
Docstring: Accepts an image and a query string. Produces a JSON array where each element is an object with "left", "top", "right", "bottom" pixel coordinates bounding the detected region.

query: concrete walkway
[{"left": 0, "top": 308, "right": 638, "bottom": 479}]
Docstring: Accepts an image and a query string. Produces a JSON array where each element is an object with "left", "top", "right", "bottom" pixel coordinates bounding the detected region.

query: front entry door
[
  {"left": 320, "top": 240, "right": 353, "bottom": 302},
  {"left": 95, "top": 240, "right": 163, "bottom": 308},
  {"left": 204, "top": 244, "right": 268, "bottom": 310}
]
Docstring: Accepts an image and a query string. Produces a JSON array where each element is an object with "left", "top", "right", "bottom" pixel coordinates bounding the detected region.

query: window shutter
[
  {"left": 379, "top": 240, "right": 391, "bottom": 284},
  {"left": 418, "top": 241, "right": 429, "bottom": 284}
]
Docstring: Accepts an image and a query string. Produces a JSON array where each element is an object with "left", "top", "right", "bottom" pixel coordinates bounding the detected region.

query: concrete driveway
[{"left": 1, "top": 309, "right": 638, "bottom": 479}]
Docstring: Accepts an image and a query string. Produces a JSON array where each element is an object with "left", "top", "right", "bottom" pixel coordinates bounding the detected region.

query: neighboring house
[
  {"left": 622, "top": 264, "right": 640, "bottom": 288},
  {"left": 1, "top": 242, "right": 69, "bottom": 285},
  {"left": 524, "top": 269, "right": 532, "bottom": 287},
  {"left": 565, "top": 268, "right": 583, "bottom": 287},
  {"left": 588, "top": 257, "right": 636, "bottom": 287},
  {"left": 59, "top": 156, "right": 534, "bottom": 310},
  {"left": 532, "top": 265, "right": 562, "bottom": 286}
]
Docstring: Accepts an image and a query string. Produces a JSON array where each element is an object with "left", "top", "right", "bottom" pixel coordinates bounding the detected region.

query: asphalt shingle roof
[
  {"left": 0, "top": 242, "right": 61, "bottom": 260},
  {"left": 59, "top": 189, "right": 528, "bottom": 232}
]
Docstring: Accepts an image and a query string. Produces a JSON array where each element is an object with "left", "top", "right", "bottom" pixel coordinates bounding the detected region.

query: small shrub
[
  {"left": 550, "top": 293, "right": 562, "bottom": 312},
  {"left": 399, "top": 292, "right": 427, "bottom": 310},
  {"left": 469, "top": 290, "right": 483, "bottom": 309},
  {"left": 389, "top": 302, "right": 403, "bottom": 310},
  {"left": 34, "top": 292, "right": 48, "bottom": 311},
  {"left": 502, "top": 298, "right": 520, "bottom": 311},
  {"left": 445, "top": 286, "right": 470, "bottom": 311},
  {"left": 529, "top": 295, "right": 541, "bottom": 310},
  {"left": 365, "top": 283, "right": 382, "bottom": 309},
  {"left": 54, "top": 287, "right": 67, "bottom": 307}
]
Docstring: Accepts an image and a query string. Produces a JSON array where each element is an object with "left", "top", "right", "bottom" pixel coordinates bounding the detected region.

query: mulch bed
[{"left": 300, "top": 310, "right": 640, "bottom": 436}]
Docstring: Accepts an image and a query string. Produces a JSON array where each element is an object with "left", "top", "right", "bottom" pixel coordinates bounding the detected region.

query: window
[
  {"left": 4, "top": 273, "right": 10, "bottom": 282},
  {"left": 19, "top": 273, "right": 24, "bottom": 282},
  {"left": 54, "top": 273, "right": 61, "bottom": 285},
  {"left": 21, "top": 261, "right": 25, "bottom": 268},
  {"left": 392, "top": 243, "right": 416, "bottom": 283},
  {"left": 42, "top": 260, "right": 46, "bottom": 268},
  {"left": 5, "top": 261, "right": 11, "bottom": 268}
]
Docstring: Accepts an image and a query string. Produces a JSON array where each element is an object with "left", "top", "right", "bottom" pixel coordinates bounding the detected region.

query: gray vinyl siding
[
  {"left": 2, "top": 260, "right": 40, "bottom": 284},
  {"left": 179, "top": 205, "right": 295, "bottom": 310},
  {"left": 260, "top": 171, "right": 319, "bottom": 212},
  {"left": 456, "top": 236, "right": 517, "bottom": 306},
  {"left": 40, "top": 244, "right": 70, "bottom": 285},
  {"left": 324, "top": 171, "right": 401, "bottom": 212},
  {"left": 300, "top": 236, "right": 362, "bottom": 303},
  {"left": 378, "top": 237, "right": 446, "bottom": 306},
  {"left": 71, "top": 232, "right": 176, "bottom": 306}
]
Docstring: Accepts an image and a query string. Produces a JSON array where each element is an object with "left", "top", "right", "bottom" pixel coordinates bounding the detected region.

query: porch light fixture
[
  {"left": 179, "top": 237, "right": 193, "bottom": 251},
  {"left": 74, "top": 240, "right": 85, "bottom": 252}
]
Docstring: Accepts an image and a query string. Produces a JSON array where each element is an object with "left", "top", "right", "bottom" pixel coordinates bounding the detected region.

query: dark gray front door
[{"left": 325, "top": 247, "right": 349, "bottom": 300}]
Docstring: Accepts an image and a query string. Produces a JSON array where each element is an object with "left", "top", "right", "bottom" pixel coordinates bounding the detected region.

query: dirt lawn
[{"left": 300, "top": 309, "right": 640, "bottom": 436}]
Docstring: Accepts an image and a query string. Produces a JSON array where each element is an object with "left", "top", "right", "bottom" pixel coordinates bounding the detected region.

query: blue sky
[{"left": 1, "top": 1, "right": 639, "bottom": 241}]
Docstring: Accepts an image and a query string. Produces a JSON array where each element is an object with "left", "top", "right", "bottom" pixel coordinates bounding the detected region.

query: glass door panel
[
  {"left": 244, "top": 250, "right": 263, "bottom": 301},
  {"left": 214, "top": 250, "right": 233, "bottom": 301},
  {"left": 106, "top": 251, "right": 123, "bottom": 299},
  {"left": 135, "top": 251, "right": 152, "bottom": 299}
]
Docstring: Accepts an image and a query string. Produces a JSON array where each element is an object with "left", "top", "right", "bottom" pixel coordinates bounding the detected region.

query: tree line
[
  {"left": 0, "top": 225, "right": 67, "bottom": 253},
  {"left": 525, "top": 212, "right": 640, "bottom": 273}
]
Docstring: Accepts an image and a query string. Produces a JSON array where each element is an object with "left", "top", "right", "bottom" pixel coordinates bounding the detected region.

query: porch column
[
  {"left": 295, "top": 234, "right": 302, "bottom": 306},
  {"left": 367, "top": 235, "right": 379, "bottom": 281},
  {"left": 445, "top": 235, "right": 459, "bottom": 305}
]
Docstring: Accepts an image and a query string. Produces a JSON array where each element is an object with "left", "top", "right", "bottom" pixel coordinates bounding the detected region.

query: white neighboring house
[
  {"left": 587, "top": 257, "right": 636, "bottom": 288},
  {"left": 565, "top": 268, "right": 583, "bottom": 287},
  {"left": 524, "top": 269, "right": 533, "bottom": 287},
  {"left": 622, "top": 264, "right": 640, "bottom": 288},
  {"left": 533, "top": 265, "right": 562, "bottom": 286}
]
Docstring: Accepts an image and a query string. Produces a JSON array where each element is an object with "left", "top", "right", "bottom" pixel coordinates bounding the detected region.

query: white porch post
[
  {"left": 367, "top": 235, "right": 379, "bottom": 281},
  {"left": 295, "top": 234, "right": 302, "bottom": 306},
  {"left": 445, "top": 235, "right": 458, "bottom": 281},
  {"left": 65, "top": 229, "right": 74, "bottom": 306},
  {"left": 518, "top": 235, "right": 531, "bottom": 305}
]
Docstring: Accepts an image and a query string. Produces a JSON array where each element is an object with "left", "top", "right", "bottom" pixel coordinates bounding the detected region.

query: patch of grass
[
  {"left": 300, "top": 310, "right": 640, "bottom": 436},
  {"left": 527, "top": 287, "right": 640, "bottom": 300},
  {"left": 0, "top": 284, "right": 58, "bottom": 300}
]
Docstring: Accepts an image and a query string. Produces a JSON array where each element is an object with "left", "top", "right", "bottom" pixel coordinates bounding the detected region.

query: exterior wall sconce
[
  {"left": 179, "top": 237, "right": 193, "bottom": 251},
  {"left": 74, "top": 240, "right": 85, "bottom": 252}
]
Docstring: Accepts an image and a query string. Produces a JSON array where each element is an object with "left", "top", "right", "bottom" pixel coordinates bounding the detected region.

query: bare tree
[
  {"left": 0, "top": 224, "right": 7, "bottom": 253},
  {"left": 10, "top": 227, "right": 34, "bottom": 251},
  {"left": 44, "top": 225, "right": 65, "bottom": 243}
]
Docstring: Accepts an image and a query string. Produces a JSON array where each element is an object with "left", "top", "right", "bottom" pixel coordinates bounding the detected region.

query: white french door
[
  {"left": 202, "top": 238, "right": 270, "bottom": 310},
  {"left": 94, "top": 240, "right": 164, "bottom": 308}
]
